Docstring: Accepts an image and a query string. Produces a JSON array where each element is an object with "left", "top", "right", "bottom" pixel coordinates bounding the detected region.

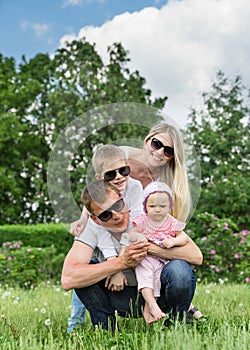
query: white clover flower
[
  {"left": 1, "top": 291, "right": 11, "bottom": 299},
  {"left": 205, "top": 289, "right": 211, "bottom": 294},
  {"left": 34, "top": 308, "right": 38, "bottom": 312},
  {"left": 40, "top": 308, "right": 46, "bottom": 313},
  {"left": 44, "top": 319, "right": 51, "bottom": 326},
  {"left": 13, "top": 300, "right": 18, "bottom": 304}
]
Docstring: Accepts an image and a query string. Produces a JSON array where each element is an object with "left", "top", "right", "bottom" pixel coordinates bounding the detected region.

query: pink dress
[{"left": 132, "top": 214, "right": 185, "bottom": 297}]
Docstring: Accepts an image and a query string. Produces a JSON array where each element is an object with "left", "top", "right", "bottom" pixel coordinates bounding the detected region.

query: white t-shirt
[{"left": 75, "top": 177, "right": 143, "bottom": 286}]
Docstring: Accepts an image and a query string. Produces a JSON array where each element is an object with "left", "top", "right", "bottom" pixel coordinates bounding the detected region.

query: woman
[{"left": 121, "top": 121, "right": 192, "bottom": 222}]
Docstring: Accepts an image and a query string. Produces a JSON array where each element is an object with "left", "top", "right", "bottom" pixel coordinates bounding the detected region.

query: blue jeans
[
  {"left": 158, "top": 260, "right": 196, "bottom": 318},
  {"left": 67, "top": 290, "right": 86, "bottom": 333},
  {"left": 75, "top": 260, "right": 196, "bottom": 330}
]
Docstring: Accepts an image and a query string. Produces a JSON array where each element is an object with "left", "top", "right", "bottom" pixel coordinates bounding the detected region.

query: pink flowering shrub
[
  {"left": 0, "top": 241, "right": 64, "bottom": 288},
  {"left": 187, "top": 213, "right": 250, "bottom": 283}
]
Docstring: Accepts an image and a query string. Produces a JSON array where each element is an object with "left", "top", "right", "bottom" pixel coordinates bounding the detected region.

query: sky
[{"left": 1, "top": 0, "right": 250, "bottom": 127}]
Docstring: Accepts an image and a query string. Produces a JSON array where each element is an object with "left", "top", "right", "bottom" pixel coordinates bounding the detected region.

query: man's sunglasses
[
  {"left": 150, "top": 138, "right": 174, "bottom": 157},
  {"left": 104, "top": 166, "right": 130, "bottom": 182},
  {"left": 93, "top": 198, "right": 125, "bottom": 222}
]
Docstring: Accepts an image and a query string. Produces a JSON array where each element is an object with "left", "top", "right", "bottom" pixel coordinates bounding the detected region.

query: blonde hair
[
  {"left": 92, "top": 144, "right": 127, "bottom": 175},
  {"left": 144, "top": 122, "right": 191, "bottom": 222}
]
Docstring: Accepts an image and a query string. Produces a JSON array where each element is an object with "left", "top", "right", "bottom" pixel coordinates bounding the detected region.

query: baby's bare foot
[{"left": 143, "top": 302, "right": 165, "bottom": 324}]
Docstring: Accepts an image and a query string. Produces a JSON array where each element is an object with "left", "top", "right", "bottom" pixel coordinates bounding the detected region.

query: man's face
[{"left": 90, "top": 190, "right": 129, "bottom": 233}]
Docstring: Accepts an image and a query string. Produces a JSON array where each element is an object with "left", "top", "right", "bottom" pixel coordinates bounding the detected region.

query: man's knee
[{"left": 161, "top": 260, "right": 194, "bottom": 287}]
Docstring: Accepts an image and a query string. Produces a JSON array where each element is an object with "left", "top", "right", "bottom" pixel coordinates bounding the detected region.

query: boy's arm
[
  {"left": 70, "top": 206, "right": 89, "bottom": 237},
  {"left": 148, "top": 235, "right": 203, "bottom": 265}
]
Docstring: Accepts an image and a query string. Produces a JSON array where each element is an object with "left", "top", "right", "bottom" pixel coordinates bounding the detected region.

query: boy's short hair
[
  {"left": 81, "top": 179, "right": 120, "bottom": 213},
  {"left": 92, "top": 144, "right": 127, "bottom": 175}
]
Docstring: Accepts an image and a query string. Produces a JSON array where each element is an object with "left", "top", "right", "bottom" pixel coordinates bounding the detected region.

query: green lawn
[{"left": 0, "top": 282, "right": 249, "bottom": 349}]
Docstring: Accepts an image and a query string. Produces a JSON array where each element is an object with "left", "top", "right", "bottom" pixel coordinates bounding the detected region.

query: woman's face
[{"left": 145, "top": 132, "right": 174, "bottom": 168}]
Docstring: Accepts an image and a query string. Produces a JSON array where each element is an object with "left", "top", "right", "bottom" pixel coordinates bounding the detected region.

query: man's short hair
[{"left": 81, "top": 179, "right": 120, "bottom": 213}]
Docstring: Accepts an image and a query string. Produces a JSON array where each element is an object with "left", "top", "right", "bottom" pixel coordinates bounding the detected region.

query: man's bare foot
[{"left": 143, "top": 302, "right": 166, "bottom": 324}]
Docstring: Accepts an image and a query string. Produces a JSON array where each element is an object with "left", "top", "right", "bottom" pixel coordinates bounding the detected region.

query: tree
[
  {"left": 186, "top": 71, "right": 250, "bottom": 227},
  {"left": 0, "top": 39, "right": 167, "bottom": 224}
]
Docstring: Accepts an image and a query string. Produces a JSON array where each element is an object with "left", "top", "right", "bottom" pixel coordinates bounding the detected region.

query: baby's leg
[{"left": 141, "top": 287, "right": 165, "bottom": 324}]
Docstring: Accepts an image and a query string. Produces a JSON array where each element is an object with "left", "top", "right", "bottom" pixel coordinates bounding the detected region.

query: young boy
[{"left": 67, "top": 144, "right": 144, "bottom": 332}]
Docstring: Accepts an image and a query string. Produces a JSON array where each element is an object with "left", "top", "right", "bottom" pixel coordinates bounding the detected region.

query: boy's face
[
  {"left": 97, "top": 159, "right": 129, "bottom": 192},
  {"left": 145, "top": 192, "right": 170, "bottom": 223}
]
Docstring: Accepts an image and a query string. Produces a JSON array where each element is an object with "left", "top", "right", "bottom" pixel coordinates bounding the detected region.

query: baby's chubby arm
[
  {"left": 162, "top": 231, "right": 188, "bottom": 249},
  {"left": 129, "top": 226, "right": 147, "bottom": 243}
]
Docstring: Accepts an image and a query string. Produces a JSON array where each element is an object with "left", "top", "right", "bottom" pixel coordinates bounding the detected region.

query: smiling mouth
[
  {"left": 115, "top": 219, "right": 125, "bottom": 226},
  {"left": 114, "top": 179, "right": 125, "bottom": 186},
  {"left": 151, "top": 153, "right": 164, "bottom": 161}
]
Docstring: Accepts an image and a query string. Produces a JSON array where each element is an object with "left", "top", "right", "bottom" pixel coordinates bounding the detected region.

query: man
[{"left": 61, "top": 180, "right": 203, "bottom": 330}]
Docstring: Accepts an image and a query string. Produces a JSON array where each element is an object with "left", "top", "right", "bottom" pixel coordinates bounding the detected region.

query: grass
[{"left": 0, "top": 282, "right": 249, "bottom": 349}]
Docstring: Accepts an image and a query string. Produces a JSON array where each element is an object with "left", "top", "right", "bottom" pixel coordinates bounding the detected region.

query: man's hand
[
  {"left": 118, "top": 241, "right": 150, "bottom": 269},
  {"left": 105, "top": 272, "right": 128, "bottom": 291}
]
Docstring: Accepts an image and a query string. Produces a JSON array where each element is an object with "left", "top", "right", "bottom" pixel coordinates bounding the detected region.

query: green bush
[
  {"left": 0, "top": 223, "right": 73, "bottom": 255},
  {"left": 0, "top": 215, "right": 249, "bottom": 288},
  {"left": 0, "top": 240, "right": 64, "bottom": 288},
  {"left": 187, "top": 212, "right": 250, "bottom": 283}
]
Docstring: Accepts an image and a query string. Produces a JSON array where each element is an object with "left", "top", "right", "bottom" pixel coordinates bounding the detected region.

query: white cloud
[
  {"left": 21, "top": 21, "right": 50, "bottom": 38},
  {"left": 59, "top": 0, "right": 250, "bottom": 126},
  {"left": 32, "top": 23, "right": 50, "bottom": 38},
  {"left": 62, "top": 0, "right": 106, "bottom": 8},
  {"left": 62, "top": 0, "right": 83, "bottom": 8}
]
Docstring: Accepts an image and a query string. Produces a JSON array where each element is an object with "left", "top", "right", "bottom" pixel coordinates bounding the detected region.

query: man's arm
[
  {"left": 148, "top": 235, "right": 203, "bottom": 265},
  {"left": 61, "top": 240, "right": 150, "bottom": 290}
]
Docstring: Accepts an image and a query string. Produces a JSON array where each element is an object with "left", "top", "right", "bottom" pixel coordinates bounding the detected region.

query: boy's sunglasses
[
  {"left": 104, "top": 165, "right": 130, "bottom": 182},
  {"left": 93, "top": 198, "right": 125, "bottom": 222},
  {"left": 150, "top": 138, "right": 174, "bottom": 157}
]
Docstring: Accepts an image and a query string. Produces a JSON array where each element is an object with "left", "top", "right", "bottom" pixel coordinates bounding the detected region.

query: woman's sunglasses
[
  {"left": 104, "top": 165, "right": 130, "bottom": 182},
  {"left": 93, "top": 197, "right": 125, "bottom": 222},
  {"left": 150, "top": 138, "right": 174, "bottom": 158}
]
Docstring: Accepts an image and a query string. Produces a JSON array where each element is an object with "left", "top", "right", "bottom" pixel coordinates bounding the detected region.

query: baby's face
[
  {"left": 101, "top": 159, "right": 129, "bottom": 192},
  {"left": 146, "top": 192, "right": 170, "bottom": 223}
]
